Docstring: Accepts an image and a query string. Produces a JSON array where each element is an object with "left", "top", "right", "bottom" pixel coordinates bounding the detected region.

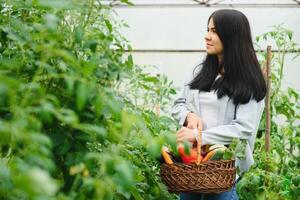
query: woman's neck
[
  {"left": 218, "top": 67, "right": 225, "bottom": 75},
  {"left": 217, "top": 54, "right": 223, "bottom": 63},
  {"left": 217, "top": 55, "right": 224, "bottom": 75}
]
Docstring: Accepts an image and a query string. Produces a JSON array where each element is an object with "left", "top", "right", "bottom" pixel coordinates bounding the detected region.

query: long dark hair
[{"left": 189, "top": 9, "right": 266, "bottom": 105}]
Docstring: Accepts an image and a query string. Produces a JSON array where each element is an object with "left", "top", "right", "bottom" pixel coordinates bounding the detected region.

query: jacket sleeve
[
  {"left": 201, "top": 98, "right": 265, "bottom": 145},
  {"left": 171, "top": 63, "right": 203, "bottom": 126},
  {"left": 170, "top": 83, "right": 192, "bottom": 126}
]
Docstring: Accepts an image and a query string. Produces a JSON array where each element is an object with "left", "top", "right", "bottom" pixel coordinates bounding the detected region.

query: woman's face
[{"left": 204, "top": 18, "right": 223, "bottom": 59}]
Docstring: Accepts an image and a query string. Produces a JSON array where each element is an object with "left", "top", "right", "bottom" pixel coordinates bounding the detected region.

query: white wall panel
[
  {"left": 115, "top": 7, "right": 300, "bottom": 50},
  {"left": 113, "top": 6, "right": 300, "bottom": 92}
]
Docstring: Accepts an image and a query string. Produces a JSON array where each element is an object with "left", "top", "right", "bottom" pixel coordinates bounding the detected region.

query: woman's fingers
[
  {"left": 197, "top": 119, "right": 203, "bottom": 130},
  {"left": 187, "top": 121, "right": 196, "bottom": 129},
  {"left": 175, "top": 114, "right": 202, "bottom": 143},
  {"left": 176, "top": 127, "right": 196, "bottom": 143},
  {"left": 176, "top": 128, "right": 187, "bottom": 141},
  {"left": 187, "top": 120, "right": 202, "bottom": 129},
  {"left": 186, "top": 112, "right": 203, "bottom": 130}
]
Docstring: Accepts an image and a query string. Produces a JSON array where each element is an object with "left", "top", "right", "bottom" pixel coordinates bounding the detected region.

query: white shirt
[{"left": 198, "top": 74, "right": 222, "bottom": 130}]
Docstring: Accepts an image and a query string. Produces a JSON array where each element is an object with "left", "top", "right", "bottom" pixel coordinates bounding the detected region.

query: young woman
[{"left": 171, "top": 9, "right": 266, "bottom": 200}]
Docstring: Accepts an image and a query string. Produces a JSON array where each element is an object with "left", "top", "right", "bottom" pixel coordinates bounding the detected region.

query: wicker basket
[{"left": 160, "top": 128, "right": 236, "bottom": 194}]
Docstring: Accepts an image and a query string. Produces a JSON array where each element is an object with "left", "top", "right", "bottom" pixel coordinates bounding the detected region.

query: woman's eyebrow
[{"left": 207, "top": 26, "right": 216, "bottom": 29}]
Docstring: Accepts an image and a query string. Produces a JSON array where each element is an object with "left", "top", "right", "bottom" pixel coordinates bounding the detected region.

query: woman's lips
[{"left": 206, "top": 44, "right": 213, "bottom": 48}]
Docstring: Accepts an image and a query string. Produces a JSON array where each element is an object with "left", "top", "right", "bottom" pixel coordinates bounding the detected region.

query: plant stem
[{"left": 278, "top": 42, "right": 286, "bottom": 92}]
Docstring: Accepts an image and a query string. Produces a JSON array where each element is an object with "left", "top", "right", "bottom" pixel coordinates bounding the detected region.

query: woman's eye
[{"left": 207, "top": 29, "right": 216, "bottom": 33}]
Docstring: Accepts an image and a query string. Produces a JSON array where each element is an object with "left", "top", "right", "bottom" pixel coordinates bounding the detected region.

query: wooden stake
[{"left": 265, "top": 46, "right": 272, "bottom": 153}]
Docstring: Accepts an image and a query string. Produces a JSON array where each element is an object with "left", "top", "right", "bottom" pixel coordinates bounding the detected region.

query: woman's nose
[{"left": 204, "top": 32, "right": 211, "bottom": 41}]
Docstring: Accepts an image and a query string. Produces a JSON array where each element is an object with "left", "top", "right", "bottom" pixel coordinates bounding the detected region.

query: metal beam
[
  {"left": 110, "top": 4, "right": 300, "bottom": 8},
  {"left": 102, "top": 0, "right": 300, "bottom": 8},
  {"left": 125, "top": 49, "right": 300, "bottom": 53}
]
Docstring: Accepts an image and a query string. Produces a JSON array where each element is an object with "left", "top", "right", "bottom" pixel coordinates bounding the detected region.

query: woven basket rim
[
  {"left": 160, "top": 159, "right": 236, "bottom": 170},
  {"left": 161, "top": 159, "right": 235, "bottom": 165}
]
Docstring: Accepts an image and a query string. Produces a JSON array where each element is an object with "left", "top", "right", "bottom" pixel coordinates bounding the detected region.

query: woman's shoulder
[
  {"left": 183, "top": 61, "right": 203, "bottom": 84},
  {"left": 192, "top": 61, "right": 204, "bottom": 77}
]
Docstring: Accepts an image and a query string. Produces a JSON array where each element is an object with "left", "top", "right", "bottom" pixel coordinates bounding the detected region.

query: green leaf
[
  {"left": 142, "top": 76, "right": 159, "bottom": 83},
  {"left": 84, "top": 40, "right": 98, "bottom": 52},
  {"left": 0, "top": 83, "right": 9, "bottom": 107},
  {"left": 255, "top": 36, "right": 260, "bottom": 42},
  {"left": 234, "top": 139, "right": 247, "bottom": 160},
  {"left": 120, "top": 0, "right": 134, "bottom": 6},
  {"left": 170, "top": 88, "right": 177, "bottom": 95},
  {"left": 121, "top": 111, "right": 138, "bottom": 135},
  {"left": 54, "top": 108, "right": 79, "bottom": 124},
  {"left": 223, "top": 149, "right": 233, "bottom": 160},
  {"left": 65, "top": 78, "right": 75, "bottom": 95},
  {"left": 104, "top": 19, "right": 112, "bottom": 33},
  {"left": 292, "top": 175, "right": 300, "bottom": 186},
  {"left": 80, "top": 124, "right": 107, "bottom": 141},
  {"left": 287, "top": 31, "right": 293, "bottom": 40},
  {"left": 131, "top": 188, "right": 143, "bottom": 200},
  {"left": 76, "top": 82, "right": 89, "bottom": 111},
  {"left": 93, "top": 93, "right": 103, "bottom": 117},
  {"left": 74, "top": 26, "right": 84, "bottom": 43},
  {"left": 114, "top": 161, "right": 134, "bottom": 189},
  {"left": 125, "top": 54, "right": 134, "bottom": 69},
  {"left": 57, "top": 139, "right": 71, "bottom": 155},
  {"left": 21, "top": 167, "right": 59, "bottom": 196}
]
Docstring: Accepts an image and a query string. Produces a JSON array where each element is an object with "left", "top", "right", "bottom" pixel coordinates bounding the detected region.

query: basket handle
[{"left": 196, "top": 127, "right": 202, "bottom": 165}]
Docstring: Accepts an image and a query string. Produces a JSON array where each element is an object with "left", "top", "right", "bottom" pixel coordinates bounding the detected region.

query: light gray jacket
[{"left": 171, "top": 64, "right": 265, "bottom": 173}]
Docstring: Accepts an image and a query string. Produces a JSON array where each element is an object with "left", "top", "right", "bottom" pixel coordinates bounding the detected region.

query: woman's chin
[{"left": 206, "top": 50, "right": 216, "bottom": 55}]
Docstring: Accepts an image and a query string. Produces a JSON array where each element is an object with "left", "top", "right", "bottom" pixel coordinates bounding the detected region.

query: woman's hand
[
  {"left": 176, "top": 127, "right": 197, "bottom": 144},
  {"left": 185, "top": 112, "right": 203, "bottom": 130}
]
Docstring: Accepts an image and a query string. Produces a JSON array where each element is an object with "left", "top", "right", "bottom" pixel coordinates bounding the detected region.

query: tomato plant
[
  {"left": 0, "top": 1, "right": 177, "bottom": 199},
  {"left": 237, "top": 25, "right": 300, "bottom": 200}
]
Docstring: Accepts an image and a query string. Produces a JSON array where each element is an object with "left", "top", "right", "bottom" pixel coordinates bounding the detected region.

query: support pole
[{"left": 265, "top": 45, "right": 272, "bottom": 153}]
